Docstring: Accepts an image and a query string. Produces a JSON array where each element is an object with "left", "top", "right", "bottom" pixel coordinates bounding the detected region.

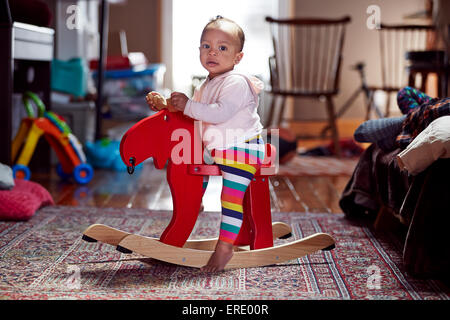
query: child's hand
[
  {"left": 170, "top": 92, "right": 189, "bottom": 112},
  {"left": 146, "top": 92, "right": 163, "bottom": 112},
  {"left": 146, "top": 91, "right": 180, "bottom": 112}
]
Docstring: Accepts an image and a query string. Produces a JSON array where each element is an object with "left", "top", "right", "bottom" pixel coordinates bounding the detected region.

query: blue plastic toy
[{"left": 85, "top": 138, "right": 143, "bottom": 171}]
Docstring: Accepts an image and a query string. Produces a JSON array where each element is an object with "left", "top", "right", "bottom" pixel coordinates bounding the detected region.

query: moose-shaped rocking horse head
[{"left": 120, "top": 108, "right": 202, "bottom": 172}]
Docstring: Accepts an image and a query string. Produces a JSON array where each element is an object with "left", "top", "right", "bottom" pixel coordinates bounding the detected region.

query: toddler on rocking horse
[{"left": 147, "top": 16, "right": 265, "bottom": 272}]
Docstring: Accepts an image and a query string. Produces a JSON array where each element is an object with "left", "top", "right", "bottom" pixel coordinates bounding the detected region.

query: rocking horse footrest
[{"left": 188, "top": 164, "right": 276, "bottom": 176}]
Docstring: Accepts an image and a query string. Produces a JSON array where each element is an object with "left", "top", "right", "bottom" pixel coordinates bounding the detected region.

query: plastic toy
[
  {"left": 85, "top": 138, "right": 142, "bottom": 172},
  {"left": 11, "top": 91, "right": 93, "bottom": 184},
  {"left": 82, "top": 100, "right": 335, "bottom": 269}
]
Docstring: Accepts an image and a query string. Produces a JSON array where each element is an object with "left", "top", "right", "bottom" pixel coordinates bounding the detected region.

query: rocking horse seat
[{"left": 188, "top": 143, "right": 277, "bottom": 177}]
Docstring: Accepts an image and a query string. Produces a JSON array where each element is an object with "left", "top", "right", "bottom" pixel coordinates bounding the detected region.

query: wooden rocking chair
[{"left": 265, "top": 16, "right": 351, "bottom": 157}]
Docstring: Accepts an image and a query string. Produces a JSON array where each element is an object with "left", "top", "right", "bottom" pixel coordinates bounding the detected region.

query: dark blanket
[{"left": 339, "top": 144, "right": 450, "bottom": 280}]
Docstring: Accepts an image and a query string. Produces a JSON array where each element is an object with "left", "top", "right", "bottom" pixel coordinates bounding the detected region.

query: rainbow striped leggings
[{"left": 203, "top": 135, "right": 265, "bottom": 245}]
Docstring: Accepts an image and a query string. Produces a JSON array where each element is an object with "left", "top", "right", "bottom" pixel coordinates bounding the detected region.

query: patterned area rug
[
  {"left": 277, "top": 155, "right": 359, "bottom": 176},
  {"left": 0, "top": 206, "right": 448, "bottom": 300}
]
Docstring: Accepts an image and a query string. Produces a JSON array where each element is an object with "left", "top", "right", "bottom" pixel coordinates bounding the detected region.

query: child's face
[{"left": 199, "top": 27, "right": 243, "bottom": 79}]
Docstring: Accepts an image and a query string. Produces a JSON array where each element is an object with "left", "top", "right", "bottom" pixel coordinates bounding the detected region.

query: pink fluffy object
[{"left": 0, "top": 179, "right": 54, "bottom": 221}]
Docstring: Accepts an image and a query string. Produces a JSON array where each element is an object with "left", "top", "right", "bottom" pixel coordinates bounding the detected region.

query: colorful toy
[
  {"left": 11, "top": 91, "right": 93, "bottom": 184},
  {"left": 82, "top": 101, "right": 335, "bottom": 269},
  {"left": 85, "top": 138, "right": 143, "bottom": 172}
]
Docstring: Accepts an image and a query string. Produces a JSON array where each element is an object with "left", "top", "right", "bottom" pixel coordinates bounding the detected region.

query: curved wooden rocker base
[
  {"left": 82, "top": 222, "right": 293, "bottom": 251},
  {"left": 116, "top": 232, "right": 336, "bottom": 270}
]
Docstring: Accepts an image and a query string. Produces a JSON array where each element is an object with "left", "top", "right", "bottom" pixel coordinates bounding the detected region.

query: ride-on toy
[
  {"left": 11, "top": 91, "right": 93, "bottom": 184},
  {"left": 82, "top": 97, "right": 335, "bottom": 269}
]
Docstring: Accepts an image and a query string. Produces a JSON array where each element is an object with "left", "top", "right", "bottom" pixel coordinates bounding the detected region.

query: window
[{"left": 171, "top": 0, "right": 281, "bottom": 93}]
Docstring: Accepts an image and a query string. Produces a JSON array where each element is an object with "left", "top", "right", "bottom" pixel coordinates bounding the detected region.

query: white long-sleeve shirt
[{"left": 184, "top": 70, "right": 264, "bottom": 150}]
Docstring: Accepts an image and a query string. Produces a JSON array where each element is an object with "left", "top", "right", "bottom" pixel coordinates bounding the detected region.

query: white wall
[{"left": 292, "top": 0, "right": 425, "bottom": 119}]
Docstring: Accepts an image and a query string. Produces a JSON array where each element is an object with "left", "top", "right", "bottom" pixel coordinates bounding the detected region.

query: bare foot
[{"left": 201, "top": 240, "right": 234, "bottom": 272}]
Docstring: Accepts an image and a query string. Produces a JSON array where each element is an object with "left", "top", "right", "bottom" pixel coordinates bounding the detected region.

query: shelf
[
  {"left": 0, "top": 16, "right": 54, "bottom": 166},
  {"left": 12, "top": 22, "right": 54, "bottom": 61}
]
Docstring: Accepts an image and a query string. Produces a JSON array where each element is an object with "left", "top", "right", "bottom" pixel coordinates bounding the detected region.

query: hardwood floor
[
  {"left": 31, "top": 119, "right": 362, "bottom": 214},
  {"left": 32, "top": 159, "right": 352, "bottom": 214}
]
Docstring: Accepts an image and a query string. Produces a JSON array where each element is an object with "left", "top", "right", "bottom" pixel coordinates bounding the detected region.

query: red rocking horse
[{"left": 82, "top": 107, "right": 335, "bottom": 269}]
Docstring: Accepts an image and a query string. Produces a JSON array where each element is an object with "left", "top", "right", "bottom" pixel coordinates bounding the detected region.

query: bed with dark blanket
[{"left": 339, "top": 144, "right": 450, "bottom": 280}]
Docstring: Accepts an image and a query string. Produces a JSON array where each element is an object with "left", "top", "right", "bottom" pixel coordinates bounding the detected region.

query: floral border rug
[{"left": 0, "top": 206, "right": 448, "bottom": 300}]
